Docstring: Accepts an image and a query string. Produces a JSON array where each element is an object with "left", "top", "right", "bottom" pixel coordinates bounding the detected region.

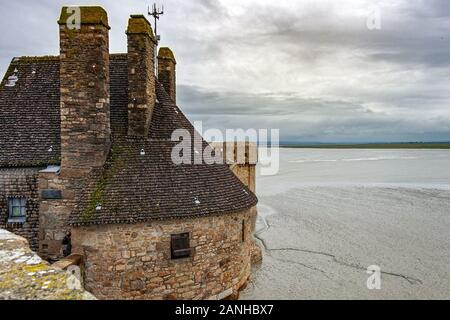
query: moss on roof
[
  {"left": 58, "top": 6, "right": 109, "bottom": 29},
  {"left": 158, "top": 47, "right": 176, "bottom": 63},
  {"left": 126, "top": 15, "right": 155, "bottom": 40}
]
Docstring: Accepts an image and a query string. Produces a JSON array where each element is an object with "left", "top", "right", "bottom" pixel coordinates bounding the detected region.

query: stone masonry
[
  {"left": 39, "top": 7, "right": 112, "bottom": 260},
  {"left": 1, "top": 6, "right": 262, "bottom": 300},
  {"left": 58, "top": 6, "right": 111, "bottom": 171},
  {"left": 157, "top": 47, "right": 177, "bottom": 103},
  {"left": 211, "top": 142, "right": 258, "bottom": 193},
  {"left": 71, "top": 208, "right": 258, "bottom": 300},
  {"left": 126, "top": 15, "right": 157, "bottom": 137}
]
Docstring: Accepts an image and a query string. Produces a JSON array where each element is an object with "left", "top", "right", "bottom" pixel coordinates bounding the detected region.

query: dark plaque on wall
[{"left": 41, "top": 189, "right": 62, "bottom": 200}]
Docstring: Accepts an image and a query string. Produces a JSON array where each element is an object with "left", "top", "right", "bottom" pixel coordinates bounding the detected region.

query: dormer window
[
  {"left": 171, "top": 233, "right": 191, "bottom": 259},
  {"left": 8, "top": 197, "right": 27, "bottom": 223}
]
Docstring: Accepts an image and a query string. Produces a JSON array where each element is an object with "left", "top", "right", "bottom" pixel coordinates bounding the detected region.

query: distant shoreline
[{"left": 279, "top": 142, "right": 450, "bottom": 149}]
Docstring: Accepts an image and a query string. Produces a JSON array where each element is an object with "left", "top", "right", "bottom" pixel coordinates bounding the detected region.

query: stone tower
[{"left": 211, "top": 142, "right": 257, "bottom": 193}]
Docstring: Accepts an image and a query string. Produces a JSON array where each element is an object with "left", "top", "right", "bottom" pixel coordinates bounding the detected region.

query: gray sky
[{"left": 1, "top": 0, "right": 450, "bottom": 143}]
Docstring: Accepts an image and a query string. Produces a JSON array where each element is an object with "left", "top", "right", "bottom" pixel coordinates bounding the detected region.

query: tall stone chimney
[
  {"left": 126, "top": 15, "right": 157, "bottom": 137},
  {"left": 157, "top": 47, "right": 177, "bottom": 103},
  {"left": 38, "top": 6, "right": 111, "bottom": 260},
  {"left": 58, "top": 6, "right": 111, "bottom": 174}
]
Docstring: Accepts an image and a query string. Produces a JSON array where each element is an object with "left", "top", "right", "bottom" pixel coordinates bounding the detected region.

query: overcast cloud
[{"left": 1, "top": 0, "right": 450, "bottom": 142}]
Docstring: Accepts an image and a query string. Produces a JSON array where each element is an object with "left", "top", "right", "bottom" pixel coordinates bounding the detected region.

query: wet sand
[{"left": 241, "top": 186, "right": 450, "bottom": 299}]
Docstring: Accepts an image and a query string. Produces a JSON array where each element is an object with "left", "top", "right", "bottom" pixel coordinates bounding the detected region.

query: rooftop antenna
[{"left": 148, "top": 3, "right": 164, "bottom": 44}]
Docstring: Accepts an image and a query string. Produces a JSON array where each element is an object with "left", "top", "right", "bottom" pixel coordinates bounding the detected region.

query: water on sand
[{"left": 241, "top": 148, "right": 450, "bottom": 299}]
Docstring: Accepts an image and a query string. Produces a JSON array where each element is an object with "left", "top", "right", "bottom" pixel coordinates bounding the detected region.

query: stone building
[{"left": 0, "top": 6, "right": 260, "bottom": 299}]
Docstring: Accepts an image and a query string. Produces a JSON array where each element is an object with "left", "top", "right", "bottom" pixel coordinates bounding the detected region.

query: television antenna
[{"left": 148, "top": 3, "right": 164, "bottom": 44}]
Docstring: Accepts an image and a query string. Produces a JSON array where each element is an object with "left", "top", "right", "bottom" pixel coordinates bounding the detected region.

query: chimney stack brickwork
[
  {"left": 157, "top": 47, "right": 177, "bottom": 103},
  {"left": 39, "top": 7, "right": 111, "bottom": 260},
  {"left": 126, "top": 15, "right": 157, "bottom": 137},
  {"left": 58, "top": 6, "right": 111, "bottom": 173}
]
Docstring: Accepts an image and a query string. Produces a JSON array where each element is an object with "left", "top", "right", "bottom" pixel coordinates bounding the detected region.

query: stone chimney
[
  {"left": 58, "top": 6, "right": 111, "bottom": 175},
  {"left": 126, "top": 15, "right": 157, "bottom": 137},
  {"left": 39, "top": 6, "right": 111, "bottom": 261},
  {"left": 157, "top": 47, "right": 177, "bottom": 103}
]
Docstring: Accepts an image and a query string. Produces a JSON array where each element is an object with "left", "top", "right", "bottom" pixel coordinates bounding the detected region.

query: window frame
[
  {"left": 170, "top": 232, "right": 191, "bottom": 260},
  {"left": 7, "top": 197, "right": 27, "bottom": 223}
]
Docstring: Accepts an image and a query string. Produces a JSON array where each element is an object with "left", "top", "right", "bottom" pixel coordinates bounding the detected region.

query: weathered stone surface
[
  {"left": 157, "top": 47, "right": 176, "bottom": 103},
  {"left": 59, "top": 7, "right": 111, "bottom": 170},
  {"left": 211, "top": 142, "right": 257, "bottom": 193},
  {"left": 39, "top": 6, "right": 111, "bottom": 261},
  {"left": 0, "top": 229, "right": 95, "bottom": 300},
  {"left": 38, "top": 170, "right": 77, "bottom": 261},
  {"left": 126, "top": 15, "right": 156, "bottom": 137},
  {"left": 71, "top": 208, "right": 259, "bottom": 300},
  {"left": 0, "top": 5, "right": 262, "bottom": 301}
]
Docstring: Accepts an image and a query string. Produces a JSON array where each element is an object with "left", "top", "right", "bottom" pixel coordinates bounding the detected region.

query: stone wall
[
  {"left": 71, "top": 207, "right": 259, "bottom": 300},
  {"left": 230, "top": 164, "right": 256, "bottom": 194},
  {"left": 0, "top": 168, "right": 40, "bottom": 251},
  {"left": 210, "top": 142, "right": 257, "bottom": 193},
  {"left": 38, "top": 168, "right": 77, "bottom": 261}
]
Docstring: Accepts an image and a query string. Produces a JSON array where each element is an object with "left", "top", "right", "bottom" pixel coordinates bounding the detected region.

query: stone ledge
[{"left": 0, "top": 229, "right": 95, "bottom": 300}]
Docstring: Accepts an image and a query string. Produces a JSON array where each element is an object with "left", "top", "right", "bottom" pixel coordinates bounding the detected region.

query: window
[
  {"left": 171, "top": 233, "right": 191, "bottom": 259},
  {"left": 242, "top": 220, "right": 246, "bottom": 242},
  {"left": 8, "top": 197, "right": 27, "bottom": 222}
]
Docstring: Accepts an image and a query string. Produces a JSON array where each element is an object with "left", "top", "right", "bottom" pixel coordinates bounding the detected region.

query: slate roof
[
  {"left": 0, "top": 54, "right": 257, "bottom": 225},
  {"left": 0, "top": 57, "right": 61, "bottom": 167}
]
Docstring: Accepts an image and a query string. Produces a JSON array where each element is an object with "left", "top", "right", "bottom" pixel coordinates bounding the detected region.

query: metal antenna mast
[{"left": 148, "top": 3, "right": 164, "bottom": 44}]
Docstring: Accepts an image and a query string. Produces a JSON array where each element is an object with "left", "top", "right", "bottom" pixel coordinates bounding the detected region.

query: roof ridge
[{"left": 11, "top": 56, "right": 60, "bottom": 63}]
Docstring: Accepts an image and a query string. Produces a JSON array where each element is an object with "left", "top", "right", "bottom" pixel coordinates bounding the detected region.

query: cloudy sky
[{"left": 1, "top": 0, "right": 450, "bottom": 143}]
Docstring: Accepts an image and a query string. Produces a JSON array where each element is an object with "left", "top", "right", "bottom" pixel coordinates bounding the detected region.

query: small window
[
  {"left": 8, "top": 197, "right": 27, "bottom": 222},
  {"left": 171, "top": 233, "right": 191, "bottom": 259},
  {"left": 242, "top": 220, "right": 246, "bottom": 242}
]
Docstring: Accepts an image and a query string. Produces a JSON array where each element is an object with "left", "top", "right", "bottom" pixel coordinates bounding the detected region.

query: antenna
[{"left": 148, "top": 3, "right": 164, "bottom": 44}]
